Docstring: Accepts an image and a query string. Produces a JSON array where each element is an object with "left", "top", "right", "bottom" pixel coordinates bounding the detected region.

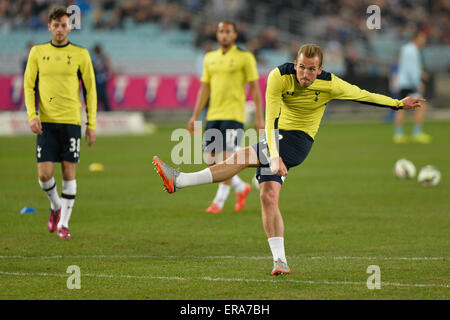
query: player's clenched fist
[
  {"left": 270, "top": 156, "right": 288, "bottom": 177},
  {"left": 187, "top": 117, "right": 196, "bottom": 134},
  {"left": 86, "top": 128, "right": 96, "bottom": 147},
  {"left": 29, "top": 117, "right": 43, "bottom": 135}
]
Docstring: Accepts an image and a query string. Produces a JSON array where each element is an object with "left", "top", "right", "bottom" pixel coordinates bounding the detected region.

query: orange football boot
[
  {"left": 234, "top": 183, "right": 251, "bottom": 212},
  {"left": 152, "top": 156, "right": 179, "bottom": 194},
  {"left": 206, "top": 202, "right": 222, "bottom": 214}
]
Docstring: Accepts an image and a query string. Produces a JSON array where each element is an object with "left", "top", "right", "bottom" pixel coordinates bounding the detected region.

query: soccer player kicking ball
[
  {"left": 24, "top": 7, "right": 97, "bottom": 239},
  {"left": 153, "top": 44, "right": 424, "bottom": 275}
]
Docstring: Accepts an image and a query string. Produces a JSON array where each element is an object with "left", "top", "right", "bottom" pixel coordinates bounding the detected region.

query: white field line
[
  {"left": 0, "top": 255, "right": 447, "bottom": 261},
  {"left": 0, "top": 270, "right": 448, "bottom": 288}
]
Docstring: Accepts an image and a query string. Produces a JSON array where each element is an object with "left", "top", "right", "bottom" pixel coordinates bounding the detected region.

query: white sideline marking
[
  {"left": 0, "top": 270, "right": 448, "bottom": 288},
  {"left": 0, "top": 255, "right": 446, "bottom": 261}
]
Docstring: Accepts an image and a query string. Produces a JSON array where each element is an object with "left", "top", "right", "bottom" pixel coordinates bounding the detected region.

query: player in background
[
  {"left": 153, "top": 44, "right": 424, "bottom": 275},
  {"left": 24, "top": 7, "right": 97, "bottom": 239},
  {"left": 394, "top": 30, "right": 431, "bottom": 144},
  {"left": 91, "top": 44, "right": 112, "bottom": 111},
  {"left": 188, "top": 21, "right": 264, "bottom": 214}
]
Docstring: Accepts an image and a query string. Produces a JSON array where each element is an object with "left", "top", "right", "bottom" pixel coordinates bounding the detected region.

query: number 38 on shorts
[{"left": 36, "top": 123, "right": 82, "bottom": 163}]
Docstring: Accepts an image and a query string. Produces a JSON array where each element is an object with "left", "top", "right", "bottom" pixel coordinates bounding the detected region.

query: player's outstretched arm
[{"left": 331, "top": 75, "right": 404, "bottom": 110}]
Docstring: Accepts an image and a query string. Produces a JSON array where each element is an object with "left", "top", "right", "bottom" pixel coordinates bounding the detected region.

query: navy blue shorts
[
  {"left": 252, "top": 130, "right": 314, "bottom": 185},
  {"left": 203, "top": 120, "right": 244, "bottom": 153},
  {"left": 36, "top": 123, "right": 81, "bottom": 163}
]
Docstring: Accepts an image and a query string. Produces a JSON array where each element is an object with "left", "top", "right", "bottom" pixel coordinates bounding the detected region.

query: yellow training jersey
[
  {"left": 201, "top": 45, "right": 259, "bottom": 123},
  {"left": 24, "top": 41, "right": 97, "bottom": 130},
  {"left": 266, "top": 63, "right": 404, "bottom": 158}
]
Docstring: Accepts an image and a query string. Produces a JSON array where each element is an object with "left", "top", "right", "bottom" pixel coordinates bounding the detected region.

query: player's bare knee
[
  {"left": 230, "top": 147, "right": 257, "bottom": 167},
  {"left": 260, "top": 187, "right": 279, "bottom": 208},
  {"left": 245, "top": 146, "right": 260, "bottom": 167},
  {"left": 204, "top": 157, "right": 215, "bottom": 166},
  {"left": 38, "top": 171, "right": 52, "bottom": 182}
]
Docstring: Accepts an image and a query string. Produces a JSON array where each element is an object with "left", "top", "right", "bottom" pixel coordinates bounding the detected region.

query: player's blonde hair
[{"left": 296, "top": 44, "right": 323, "bottom": 66}]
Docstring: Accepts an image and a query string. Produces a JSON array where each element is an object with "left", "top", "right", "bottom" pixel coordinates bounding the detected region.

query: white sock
[
  {"left": 58, "top": 180, "right": 76, "bottom": 229},
  {"left": 176, "top": 168, "right": 213, "bottom": 189},
  {"left": 231, "top": 175, "right": 246, "bottom": 193},
  {"left": 39, "top": 177, "right": 61, "bottom": 210},
  {"left": 212, "top": 183, "right": 231, "bottom": 208},
  {"left": 268, "top": 237, "right": 287, "bottom": 263}
]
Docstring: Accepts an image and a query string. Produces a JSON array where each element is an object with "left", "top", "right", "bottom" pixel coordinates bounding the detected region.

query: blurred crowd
[
  {"left": 194, "top": 0, "right": 449, "bottom": 75},
  {"left": 241, "top": 0, "right": 449, "bottom": 45},
  {"left": 91, "top": 0, "right": 197, "bottom": 30},
  {"left": 1, "top": 0, "right": 448, "bottom": 77},
  {"left": 1, "top": 0, "right": 448, "bottom": 45},
  {"left": 0, "top": 0, "right": 199, "bottom": 31}
]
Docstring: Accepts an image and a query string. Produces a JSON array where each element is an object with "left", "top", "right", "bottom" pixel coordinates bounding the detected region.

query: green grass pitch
[{"left": 0, "top": 120, "right": 449, "bottom": 299}]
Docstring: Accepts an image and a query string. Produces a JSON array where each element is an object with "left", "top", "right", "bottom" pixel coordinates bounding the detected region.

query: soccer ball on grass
[
  {"left": 394, "top": 159, "right": 416, "bottom": 179},
  {"left": 417, "top": 165, "right": 441, "bottom": 187}
]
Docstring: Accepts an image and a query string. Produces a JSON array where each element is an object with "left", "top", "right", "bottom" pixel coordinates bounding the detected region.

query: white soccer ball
[
  {"left": 394, "top": 159, "right": 416, "bottom": 179},
  {"left": 417, "top": 165, "right": 441, "bottom": 187}
]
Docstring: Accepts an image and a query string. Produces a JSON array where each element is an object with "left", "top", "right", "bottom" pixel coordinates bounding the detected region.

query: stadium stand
[
  {"left": 1, "top": 0, "right": 448, "bottom": 74},
  {"left": 0, "top": 0, "right": 448, "bottom": 111}
]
